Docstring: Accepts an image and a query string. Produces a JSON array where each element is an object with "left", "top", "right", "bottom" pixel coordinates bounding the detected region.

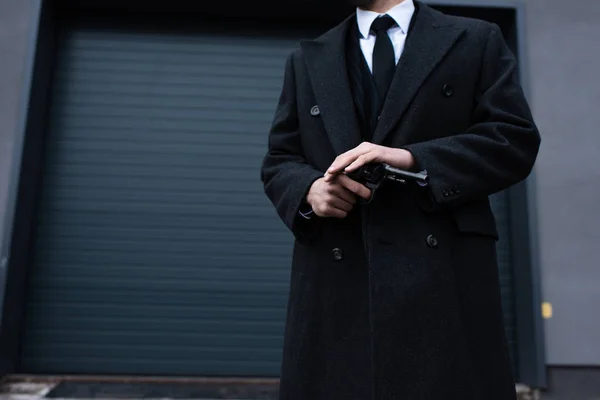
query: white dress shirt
[
  {"left": 299, "top": 1, "right": 417, "bottom": 220},
  {"left": 356, "top": 0, "right": 416, "bottom": 73}
]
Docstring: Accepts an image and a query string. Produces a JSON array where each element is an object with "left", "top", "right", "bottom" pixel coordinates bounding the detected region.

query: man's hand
[
  {"left": 306, "top": 175, "right": 371, "bottom": 219},
  {"left": 324, "top": 142, "right": 415, "bottom": 182}
]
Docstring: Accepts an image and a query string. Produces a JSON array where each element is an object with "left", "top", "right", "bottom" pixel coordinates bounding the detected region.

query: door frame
[{"left": 0, "top": 0, "right": 547, "bottom": 388}]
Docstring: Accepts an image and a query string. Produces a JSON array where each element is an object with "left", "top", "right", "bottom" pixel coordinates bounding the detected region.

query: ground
[{"left": 0, "top": 380, "right": 538, "bottom": 400}]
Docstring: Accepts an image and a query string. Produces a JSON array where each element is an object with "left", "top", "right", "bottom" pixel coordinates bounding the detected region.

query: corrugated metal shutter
[
  {"left": 490, "top": 191, "right": 518, "bottom": 375},
  {"left": 20, "top": 25, "right": 306, "bottom": 376},
  {"left": 20, "top": 22, "right": 518, "bottom": 377}
]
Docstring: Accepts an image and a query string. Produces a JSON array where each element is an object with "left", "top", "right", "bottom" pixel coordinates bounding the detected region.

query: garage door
[
  {"left": 20, "top": 19, "right": 518, "bottom": 376},
  {"left": 490, "top": 191, "right": 518, "bottom": 376},
  {"left": 19, "top": 23, "right": 309, "bottom": 376}
]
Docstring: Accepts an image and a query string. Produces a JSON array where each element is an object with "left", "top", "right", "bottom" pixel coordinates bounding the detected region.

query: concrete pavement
[{"left": 0, "top": 380, "right": 537, "bottom": 400}]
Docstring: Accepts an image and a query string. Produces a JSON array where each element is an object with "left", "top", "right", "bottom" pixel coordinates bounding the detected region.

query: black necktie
[{"left": 370, "top": 15, "right": 397, "bottom": 103}]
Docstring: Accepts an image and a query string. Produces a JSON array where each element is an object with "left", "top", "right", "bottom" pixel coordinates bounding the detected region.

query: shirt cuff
[
  {"left": 299, "top": 203, "right": 314, "bottom": 220},
  {"left": 417, "top": 169, "right": 429, "bottom": 187}
]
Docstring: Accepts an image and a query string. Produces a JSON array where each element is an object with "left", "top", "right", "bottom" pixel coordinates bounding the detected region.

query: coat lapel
[
  {"left": 300, "top": 16, "right": 363, "bottom": 156},
  {"left": 372, "top": 3, "right": 466, "bottom": 145}
]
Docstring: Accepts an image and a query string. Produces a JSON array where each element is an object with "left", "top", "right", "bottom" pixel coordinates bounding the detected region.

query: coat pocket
[{"left": 451, "top": 199, "right": 499, "bottom": 240}]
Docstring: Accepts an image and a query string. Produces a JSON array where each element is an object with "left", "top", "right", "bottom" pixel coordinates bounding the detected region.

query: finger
[
  {"left": 337, "top": 175, "right": 372, "bottom": 200},
  {"left": 327, "top": 155, "right": 357, "bottom": 176},
  {"left": 326, "top": 207, "right": 349, "bottom": 219},
  {"left": 328, "top": 195, "right": 354, "bottom": 212},
  {"left": 327, "top": 145, "right": 372, "bottom": 175},
  {"left": 332, "top": 209, "right": 348, "bottom": 219},
  {"left": 316, "top": 203, "right": 348, "bottom": 219},
  {"left": 323, "top": 172, "right": 337, "bottom": 183},
  {"left": 329, "top": 184, "right": 357, "bottom": 204},
  {"left": 344, "top": 153, "right": 377, "bottom": 173}
]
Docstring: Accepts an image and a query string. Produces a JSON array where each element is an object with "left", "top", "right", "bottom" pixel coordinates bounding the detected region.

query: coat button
[
  {"left": 426, "top": 235, "right": 439, "bottom": 249},
  {"left": 442, "top": 84, "right": 453, "bottom": 97},
  {"left": 332, "top": 248, "right": 343, "bottom": 261},
  {"left": 310, "top": 105, "right": 320, "bottom": 116}
]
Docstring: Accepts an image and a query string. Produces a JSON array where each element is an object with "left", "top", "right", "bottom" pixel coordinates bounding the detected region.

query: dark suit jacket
[{"left": 261, "top": 2, "right": 540, "bottom": 399}]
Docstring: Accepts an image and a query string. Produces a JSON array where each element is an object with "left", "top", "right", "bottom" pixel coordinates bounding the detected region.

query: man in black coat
[{"left": 260, "top": 0, "right": 541, "bottom": 398}]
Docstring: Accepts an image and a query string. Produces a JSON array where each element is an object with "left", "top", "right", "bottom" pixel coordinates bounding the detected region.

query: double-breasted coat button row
[
  {"left": 332, "top": 235, "right": 438, "bottom": 255},
  {"left": 332, "top": 248, "right": 343, "bottom": 261},
  {"left": 331, "top": 237, "right": 437, "bottom": 257}
]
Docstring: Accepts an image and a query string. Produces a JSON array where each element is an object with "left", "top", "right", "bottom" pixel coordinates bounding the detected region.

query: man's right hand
[{"left": 306, "top": 175, "right": 371, "bottom": 219}]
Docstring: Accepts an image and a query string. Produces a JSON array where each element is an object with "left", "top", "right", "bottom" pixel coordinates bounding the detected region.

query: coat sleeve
[
  {"left": 403, "top": 23, "right": 541, "bottom": 207},
  {"left": 260, "top": 52, "right": 324, "bottom": 240}
]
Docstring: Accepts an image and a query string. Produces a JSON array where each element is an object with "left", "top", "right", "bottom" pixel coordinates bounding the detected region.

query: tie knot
[{"left": 370, "top": 15, "right": 396, "bottom": 33}]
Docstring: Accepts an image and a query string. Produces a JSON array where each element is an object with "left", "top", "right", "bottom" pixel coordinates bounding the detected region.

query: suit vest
[{"left": 346, "top": 19, "right": 381, "bottom": 143}]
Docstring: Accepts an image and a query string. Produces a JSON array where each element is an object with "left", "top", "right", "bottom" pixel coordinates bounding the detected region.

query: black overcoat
[{"left": 260, "top": 3, "right": 541, "bottom": 399}]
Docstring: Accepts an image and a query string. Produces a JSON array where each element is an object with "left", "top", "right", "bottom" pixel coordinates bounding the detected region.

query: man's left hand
[{"left": 324, "top": 142, "right": 415, "bottom": 182}]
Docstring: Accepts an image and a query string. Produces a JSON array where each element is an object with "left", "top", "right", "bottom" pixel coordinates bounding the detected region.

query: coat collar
[
  {"left": 372, "top": 2, "right": 466, "bottom": 145},
  {"left": 300, "top": 2, "right": 466, "bottom": 154},
  {"left": 300, "top": 14, "right": 362, "bottom": 156}
]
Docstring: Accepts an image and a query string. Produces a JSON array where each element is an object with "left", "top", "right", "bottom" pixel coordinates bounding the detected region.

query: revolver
[{"left": 345, "top": 163, "right": 429, "bottom": 204}]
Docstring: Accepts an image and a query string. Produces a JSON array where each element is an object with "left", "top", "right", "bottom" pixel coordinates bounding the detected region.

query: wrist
[
  {"left": 305, "top": 187, "right": 316, "bottom": 210},
  {"left": 387, "top": 148, "right": 415, "bottom": 170}
]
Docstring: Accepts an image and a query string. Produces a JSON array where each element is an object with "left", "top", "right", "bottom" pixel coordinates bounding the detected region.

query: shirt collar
[{"left": 356, "top": 0, "right": 415, "bottom": 38}]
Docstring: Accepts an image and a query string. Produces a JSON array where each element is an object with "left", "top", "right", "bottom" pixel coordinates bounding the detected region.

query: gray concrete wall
[
  {"left": 0, "top": 0, "right": 598, "bottom": 367},
  {"left": 0, "top": 0, "right": 36, "bottom": 281},
  {"left": 522, "top": 0, "right": 600, "bottom": 366}
]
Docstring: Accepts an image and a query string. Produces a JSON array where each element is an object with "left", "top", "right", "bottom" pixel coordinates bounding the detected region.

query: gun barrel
[{"left": 383, "top": 164, "right": 429, "bottom": 184}]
